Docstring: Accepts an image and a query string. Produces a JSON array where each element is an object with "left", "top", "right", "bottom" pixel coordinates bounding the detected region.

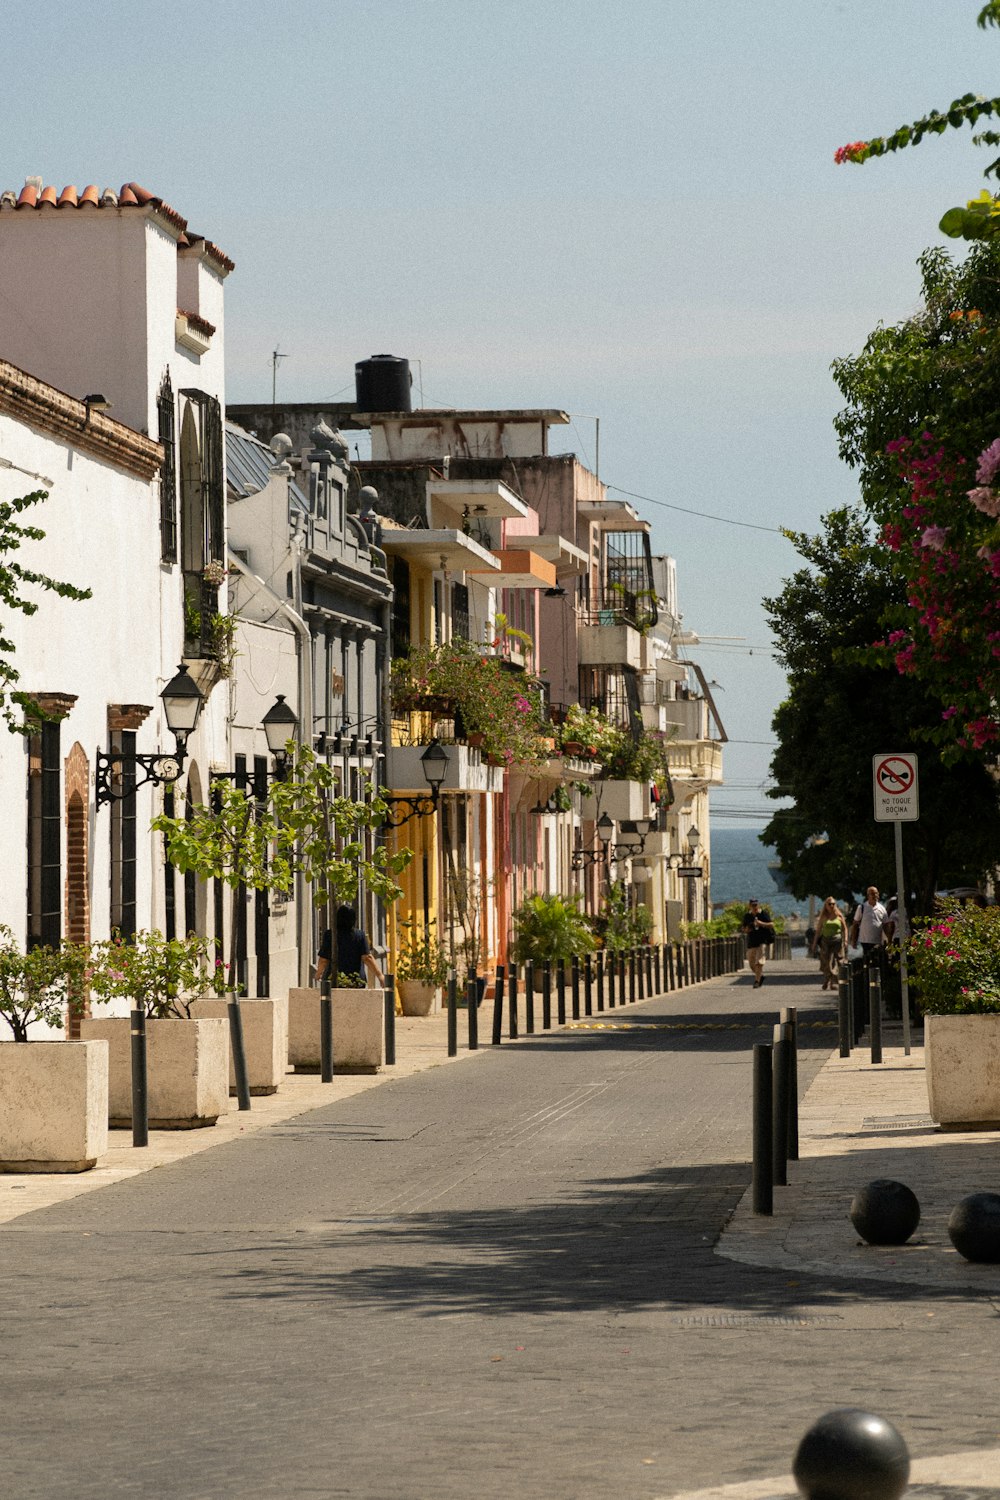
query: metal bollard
[
  {"left": 130, "top": 1007, "right": 149, "bottom": 1148},
  {"left": 596, "top": 950, "right": 605, "bottom": 1012},
  {"left": 384, "top": 971, "right": 396, "bottom": 1067},
  {"left": 571, "top": 955, "right": 581, "bottom": 1020},
  {"left": 781, "top": 1006, "right": 799, "bottom": 1161},
  {"left": 542, "top": 961, "right": 552, "bottom": 1030},
  {"left": 584, "top": 952, "right": 593, "bottom": 1016},
  {"left": 619, "top": 951, "right": 627, "bottom": 1005},
  {"left": 752, "top": 1042, "right": 773, "bottom": 1216},
  {"left": 646, "top": 945, "right": 654, "bottom": 996},
  {"left": 525, "top": 961, "right": 535, "bottom": 1034},
  {"left": 229, "top": 995, "right": 252, "bottom": 1108},
  {"left": 629, "top": 948, "right": 637, "bottom": 1004},
  {"left": 507, "top": 962, "right": 519, "bottom": 1040},
  {"left": 447, "top": 973, "right": 458, "bottom": 1057},
  {"left": 607, "top": 948, "right": 616, "bottom": 1008},
  {"left": 837, "top": 962, "right": 851, "bottom": 1058},
  {"left": 467, "top": 977, "right": 479, "bottom": 1050},
  {"left": 319, "top": 979, "right": 334, "bottom": 1084},
  {"left": 557, "top": 960, "right": 567, "bottom": 1025},
  {"left": 667, "top": 944, "right": 675, "bottom": 991},
  {"left": 772, "top": 1022, "right": 792, "bottom": 1187},
  {"left": 654, "top": 944, "right": 662, "bottom": 995},
  {"left": 492, "top": 964, "right": 505, "bottom": 1046},
  {"left": 793, "top": 1408, "right": 910, "bottom": 1500},
  {"left": 869, "top": 967, "right": 883, "bottom": 1066}
]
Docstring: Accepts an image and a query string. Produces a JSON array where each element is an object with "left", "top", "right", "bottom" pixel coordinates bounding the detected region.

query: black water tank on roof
[{"left": 355, "top": 354, "right": 412, "bottom": 413}]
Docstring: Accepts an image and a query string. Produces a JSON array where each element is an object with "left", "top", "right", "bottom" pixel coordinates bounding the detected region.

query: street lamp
[
  {"left": 261, "top": 694, "right": 299, "bottom": 776},
  {"left": 96, "top": 663, "right": 205, "bottom": 808},
  {"left": 379, "top": 738, "right": 448, "bottom": 827},
  {"left": 570, "top": 810, "right": 616, "bottom": 870}
]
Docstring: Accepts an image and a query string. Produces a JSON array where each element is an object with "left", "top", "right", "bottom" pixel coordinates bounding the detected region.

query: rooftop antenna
[{"left": 271, "top": 347, "right": 289, "bottom": 408}]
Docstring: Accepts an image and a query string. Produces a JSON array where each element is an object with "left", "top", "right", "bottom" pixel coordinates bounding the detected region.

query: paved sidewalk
[{"left": 720, "top": 1025, "right": 1000, "bottom": 1297}]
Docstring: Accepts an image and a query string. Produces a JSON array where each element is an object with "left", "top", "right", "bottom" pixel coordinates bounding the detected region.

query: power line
[{"left": 605, "top": 482, "right": 786, "bottom": 536}]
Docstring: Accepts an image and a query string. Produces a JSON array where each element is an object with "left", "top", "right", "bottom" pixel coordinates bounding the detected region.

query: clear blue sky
[{"left": 3, "top": 0, "right": 994, "bottom": 825}]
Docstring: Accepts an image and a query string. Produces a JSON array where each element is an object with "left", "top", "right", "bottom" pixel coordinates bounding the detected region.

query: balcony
[
  {"left": 387, "top": 744, "right": 503, "bottom": 796},
  {"left": 578, "top": 621, "right": 643, "bottom": 671},
  {"left": 665, "top": 741, "right": 724, "bottom": 785}
]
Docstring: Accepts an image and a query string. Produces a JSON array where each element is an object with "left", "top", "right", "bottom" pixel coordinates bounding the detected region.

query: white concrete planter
[
  {"left": 79, "top": 1017, "right": 229, "bottom": 1129},
  {"left": 189, "top": 996, "right": 288, "bottom": 1095},
  {"left": 288, "top": 987, "right": 383, "bottom": 1073},
  {"left": 0, "top": 1040, "right": 109, "bottom": 1172},
  {"left": 597, "top": 779, "right": 649, "bottom": 823},
  {"left": 925, "top": 1013, "right": 1000, "bottom": 1129},
  {"left": 397, "top": 980, "right": 439, "bottom": 1017}
]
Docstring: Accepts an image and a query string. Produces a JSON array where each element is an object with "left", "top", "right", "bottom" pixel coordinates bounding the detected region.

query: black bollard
[
  {"left": 837, "top": 962, "right": 851, "bottom": 1058},
  {"left": 384, "top": 972, "right": 396, "bottom": 1067},
  {"left": 319, "top": 977, "right": 334, "bottom": 1083},
  {"left": 467, "top": 977, "right": 479, "bottom": 1050},
  {"left": 752, "top": 1042, "right": 773, "bottom": 1216},
  {"left": 507, "top": 962, "right": 518, "bottom": 1040},
  {"left": 607, "top": 948, "right": 616, "bottom": 1008},
  {"left": 584, "top": 952, "right": 593, "bottom": 1017},
  {"left": 557, "top": 959, "right": 567, "bottom": 1025},
  {"left": 130, "top": 1007, "right": 149, "bottom": 1148},
  {"left": 667, "top": 944, "right": 675, "bottom": 991},
  {"left": 571, "top": 955, "right": 581, "bottom": 1020},
  {"left": 542, "top": 961, "right": 552, "bottom": 1030},
  {"left": 525, "top": 961, "right": 535, "bottom": 1034},
  {"left": 447, "top": 973, "right": 458, "bottom": 1057},
  {"left": 229, "top": 995, "right": 252, "bottom": 1108},
  {"left": 869, "top": 967, "right": 883, "bottom": 1065},
  {"left": 596, "top": 950, "right": 605, "bottom": 1012},
  {"left": 654, "top": 944, "right": 662, "bottom": 995},
  {"left": 646, "top": 944, "right": 654, "bottom": 996},
  {"left": 772, "top": 1021, "right": 792, "bottom": 1187},
  {"left": 619, "top": 951, "right": 627, "bottom": 1005},
  {"left": 793, "top": 1409, "right": 910, "bottom": 1500},
  {"left": 629, "top": 948, "right": 637, "bottom": 1004},
  {"left": 781, "top": 1005, "right": 798, "bottom": 1161},
  {"left": 492, "top": 964, "right": 505, "bottom": 1046}
]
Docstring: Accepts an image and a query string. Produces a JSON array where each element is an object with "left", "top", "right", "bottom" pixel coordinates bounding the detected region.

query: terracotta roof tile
[{"left": 0, "top": 178, "right": 234, "bottom": 270}]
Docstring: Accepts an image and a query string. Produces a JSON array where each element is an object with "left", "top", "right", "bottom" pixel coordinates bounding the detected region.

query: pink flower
[
  {"left": 942, "top": 706, "right": 959, "bottom": 720},
  {"left": 967, "top": 486, "right": 1000, "bottom": 517},
  {"left": 834, "top": 140, "right": 869, "bottom": 164},
  {"left": 975, "top": 437, "right": 1000, "bottom": 485},
  {"left": 920, "top": 525, "right": 949, "bottom": 551}
]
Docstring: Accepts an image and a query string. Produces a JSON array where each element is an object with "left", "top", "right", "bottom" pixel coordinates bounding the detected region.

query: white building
[{"left": 0, "top": 178, "right": 244, "bottom": 1021}]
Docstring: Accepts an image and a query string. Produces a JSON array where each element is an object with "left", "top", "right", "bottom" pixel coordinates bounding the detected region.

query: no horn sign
[{"left": 872, "top": 753, "right": 919, "bottom": 822}]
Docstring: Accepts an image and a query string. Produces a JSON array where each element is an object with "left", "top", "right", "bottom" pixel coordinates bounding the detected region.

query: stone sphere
[
  {"left": 948, "top": 1192, "right": 1000, "bottom": 1263},
  {"left": 849, "top": 1179, "right": 920, "bottom": 1246},
  {"left": 793, "top": 1408, "right": 910, "bottom": 1500}
]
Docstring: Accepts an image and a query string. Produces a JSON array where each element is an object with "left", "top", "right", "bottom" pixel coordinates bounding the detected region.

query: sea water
[{"left": 710, "top": 826, "right": 819, "bottom": 931}]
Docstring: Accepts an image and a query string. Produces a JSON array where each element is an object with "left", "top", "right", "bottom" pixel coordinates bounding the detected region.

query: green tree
[
  {"left": 1, "top": 489, "right": 91, "bottom": 733},
  {"left": 832, "top": 240, "right": 1000, "bottom": 752},
  {"left": 762, "top": 508, "right": 1000, "bottom": 913}
]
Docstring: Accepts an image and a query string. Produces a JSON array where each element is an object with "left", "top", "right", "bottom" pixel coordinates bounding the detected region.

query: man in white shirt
[{"left": 851, "top": 886, "right": 888, "bottom": 955}]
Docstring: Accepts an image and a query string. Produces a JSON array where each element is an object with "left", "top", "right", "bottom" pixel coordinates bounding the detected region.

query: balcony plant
[
  {"left": 512, "top": 893, "right": 596, "bottom": 974},
  {"left": 597, "top": 882, "right": 653, "bottom": 953},
  {"left": 0, "top": 930, "right": 108, "bottom": 1173},
  {"left": 906, "top": 901, "right": 1000, "bottom": 1128},
  {"left": 395, "top": 918, "right": 450, "bottom": 1016},
  {"left": 558, "top": 704, "right": 621, "bottom": 762},
  {"left": 391, "top": 640, "right": 548, "bottom": 766}
]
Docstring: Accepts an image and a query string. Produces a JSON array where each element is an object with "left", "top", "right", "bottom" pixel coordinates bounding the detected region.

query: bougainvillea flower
[
  {"left": 975, "top": 436, "right": 1000, "bottom": 485},
  {"left": 920, "top": 525, "right": 949, "bottom": 551},
  {"left": 967, "top": 486, "right": 1000, "bottom": 516}
]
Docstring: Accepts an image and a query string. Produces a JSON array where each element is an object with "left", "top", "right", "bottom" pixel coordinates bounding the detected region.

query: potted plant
[
  {"left": 512, "top": 893, "right": 595, "bottom": 987},
  {"left": 907, "top": 901, "right": 1000, "bottom": 1128},
  {"left": 83, "top": 930, "right": 229, "bottom": 1129},
  {"left": 391, "top": 641, "right": 549, "bottom": 767},
  {"left": 395, "top": 919, "right": 450, "bottom": 1016},
  {"left": 0, "top": 930, "right": 107, "bottom": 1172}
]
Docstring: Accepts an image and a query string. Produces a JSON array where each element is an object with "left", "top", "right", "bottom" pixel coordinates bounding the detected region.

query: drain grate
[
  {"left": 861, "top": 1114, "right": 935, "bottom": 1133},
  {"left": 672, "top": 1313, "right": 842, "bottom": 1328}
]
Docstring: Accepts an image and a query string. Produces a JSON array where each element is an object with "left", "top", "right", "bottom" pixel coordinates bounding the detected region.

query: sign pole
[{"left": 893, "top": 820, "right": 912, "bottom": 1056}]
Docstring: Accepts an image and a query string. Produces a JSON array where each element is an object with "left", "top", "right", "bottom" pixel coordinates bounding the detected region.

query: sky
[{"left": 2, "top": 0, "right": 995, "bottom": 828}]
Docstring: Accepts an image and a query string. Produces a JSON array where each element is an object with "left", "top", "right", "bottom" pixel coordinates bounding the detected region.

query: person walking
[
  {"left": 810, "top": 896, "right": 848, "bottom": 990},
  {"left": 850, "top": 886, "right": 888, "bottom": 956},
  {"left": 316, "top": 904, "right": 385, "bottom": 989},
  {"left": 741, "top": 898, "right": 775, "bottom": 988}
]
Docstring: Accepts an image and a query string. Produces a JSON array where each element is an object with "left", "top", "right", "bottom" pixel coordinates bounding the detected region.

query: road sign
[
  {"left": 872, "top": 752, "right": 919, "bottom": 822},
  {"left": 676, "top": 865, "right": 703, "bottom": 878}
]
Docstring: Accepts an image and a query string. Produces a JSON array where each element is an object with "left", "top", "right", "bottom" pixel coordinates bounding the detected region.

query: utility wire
[{"left": 605, "top": 482, "right": 786, "bottom": 536}]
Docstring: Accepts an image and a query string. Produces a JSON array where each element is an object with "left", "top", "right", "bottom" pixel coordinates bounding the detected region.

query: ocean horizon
[{"left": 710, "top": 826, "right": 819, "bottom": 925}]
